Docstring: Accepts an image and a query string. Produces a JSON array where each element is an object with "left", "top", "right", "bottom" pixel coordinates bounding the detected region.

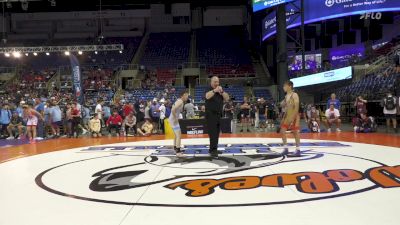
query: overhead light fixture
[
  {"left": 78, "top": 51, "right": 83, "bottom": 55},
  {"left": 64, "top": 51, "right": 70, "bottom": 56},
  {"left": 21, "top": 1, "right": 29, "bottom": 11},
  {"left": 94, "top": 51, "right": 98, "bottom": 54},
  {"left": 12, "top": 51, "right": 21, "bottom": 58},
  {"left": 119, "top": 50, "right": 123, "bottom": 54},
  {"left": 25, "top": 53, "right": 29, "bottom": 56},
  {"left": 4, "top": 53, "right": 10, "bottom": 57},
  {"left": 46, "top": 52, "right": 50, "bottom": 56},
  {"left": 48, "top": 0, "right": 56, "bottom": 7},
  {"left": 33, "top": 52, "right": 38, "bottom": 56}
]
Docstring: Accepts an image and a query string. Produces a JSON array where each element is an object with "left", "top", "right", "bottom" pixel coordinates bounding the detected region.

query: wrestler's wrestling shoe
[
  {"left": 281, "top": 146, "right": 289, "bottom": 156},
  {"left": 290, "top": 149, "right": 301, "bottom": 157}
]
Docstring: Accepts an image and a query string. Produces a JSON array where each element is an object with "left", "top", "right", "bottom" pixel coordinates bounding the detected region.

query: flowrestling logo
[
  {"left": 35, "top": 139, "right": 400, "bottom": 207},
  {"left": 325, "top": 0, "right": 353, "bottom": 7}
]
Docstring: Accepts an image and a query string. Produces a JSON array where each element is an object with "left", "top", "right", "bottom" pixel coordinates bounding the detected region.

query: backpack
[{"left": 385, "top": 97, "right": 396, "bottom": 110}]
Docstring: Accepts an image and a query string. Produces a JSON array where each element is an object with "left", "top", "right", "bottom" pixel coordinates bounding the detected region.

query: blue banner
[
  {"left": 69, "top": 55, "right": 83, "bottom": 104},
  {"left": 263, "top": 0, "right": 400, "bottom": 40}
]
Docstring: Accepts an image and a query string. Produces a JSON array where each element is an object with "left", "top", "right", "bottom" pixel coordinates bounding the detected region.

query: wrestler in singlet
[
  {"left": 169, "top": 98, "right": 183, "bottom": 131},
  {"left": 281, "top": 91, "right": 300, "bottom": 131}
]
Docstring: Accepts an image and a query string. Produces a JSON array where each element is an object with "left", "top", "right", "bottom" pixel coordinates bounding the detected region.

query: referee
[{"left": 205, "top": 76, "right": 229, "bottom": 158}]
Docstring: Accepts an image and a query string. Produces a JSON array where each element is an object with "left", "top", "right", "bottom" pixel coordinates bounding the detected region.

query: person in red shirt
[
  {"left": 71, "top": 102, "right": 81, "bottom": 138},
  {"left": 106, "top": 109, "right": 123, "bottom": 136},
  {"left": 122, "top": 102, "right": 135, "bottom": 118}
]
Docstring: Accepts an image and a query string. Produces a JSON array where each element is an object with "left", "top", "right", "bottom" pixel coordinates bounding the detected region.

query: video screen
[
  {"left": 288, "top": 53, "right": 322, "bottom": 71},
  {"left": 262, "top": 0, "right": 400, "bottom": 40},
  {"left": 290, "top": 66, "right": 352, "bottom": 88}
]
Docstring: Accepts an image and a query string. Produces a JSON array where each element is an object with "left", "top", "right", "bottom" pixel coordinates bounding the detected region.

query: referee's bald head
[{"left": 210, "top": 76, "right": 220, "bottom": 88}]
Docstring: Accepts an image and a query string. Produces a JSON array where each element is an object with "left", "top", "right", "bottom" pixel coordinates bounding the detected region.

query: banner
[
  {"left": 69, "top": 55, "right": 83, "bottom": 104},
  {"left": 253, "top": 0, "right": 296, "bottom": 12},
  {"left": 263, "top": 0, "right": 400, "bottom": 40}
]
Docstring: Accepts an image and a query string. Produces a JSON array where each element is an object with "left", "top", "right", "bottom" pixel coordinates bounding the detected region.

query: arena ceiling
[{"left": 0, "top": 0, "right": 249, "bottom": 13}]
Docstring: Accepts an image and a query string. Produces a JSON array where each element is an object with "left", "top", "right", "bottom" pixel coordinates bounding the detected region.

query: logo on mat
[{"left": 35, "top": 139, "right": 400, "bottom": 207}]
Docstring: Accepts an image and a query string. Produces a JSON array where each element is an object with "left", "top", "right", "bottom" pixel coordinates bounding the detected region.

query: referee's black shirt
[{"left": 205, "top": 87, "right": 224, "bottom": 114}]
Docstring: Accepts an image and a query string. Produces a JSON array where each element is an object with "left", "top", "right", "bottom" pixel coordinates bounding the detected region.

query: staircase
[
  {"left": 252, "top": 54, "right": 273, "bottom": 86},
  {"left": 131, "top": 33, "right": 150, "bottom": 65},
  {"left": 189, "top": 31, "right": 198, "bottom": 63}
]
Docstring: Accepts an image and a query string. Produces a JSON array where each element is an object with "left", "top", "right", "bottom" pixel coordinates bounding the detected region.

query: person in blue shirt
[
  {"left": 327, "top": 93, "right": 341, "bottom": 110},
  {"left": 103, "top": 104, "right": 111, "bottom": 123},
  {"left": 0, "top": 103, "right": 12, "bottom": 137},
  {"left": 49, "top": 101, "right": 63, "bottom": 138}
]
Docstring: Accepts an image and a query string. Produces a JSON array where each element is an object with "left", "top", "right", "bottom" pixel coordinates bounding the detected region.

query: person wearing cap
[
  {"left": 325, "top": 103, "right": 341, "bottom": 132},
  {"left": 0, "top": 103, "right": 12, "bottom": 138},
  {"left": 6, "top": 111, "right": 25, "bottom": 139}
]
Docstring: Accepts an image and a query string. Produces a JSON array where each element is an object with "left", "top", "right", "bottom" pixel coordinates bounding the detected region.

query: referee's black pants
[{"left": 206, "top": 111, "right": 221, "bottom": 153}]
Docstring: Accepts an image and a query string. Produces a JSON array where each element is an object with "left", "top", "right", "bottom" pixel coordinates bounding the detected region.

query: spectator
[
  {"left": 381, "top": 92, "right": 397, "bottom": 133},
  {"left": 354, "top": 96, "right": 367, "bottom": 117},
  {"left": 325, "top": 103, "right": 341, "bottom": 132},
  {"left": 106, "top": 109, "right": 123, "bottom": 135},
  {"left": 150, "top": 99, "right": 160, "bottom": 131},
  {"left": 122, "top": 102, "right": 134, "bottom": 118},
  {"left": 49, "top": 101, "right": 62, "bottom": 138},
  {"left": 103, "top": 104, "right": 112, "bottom": 124},
  {"left": 89, "top": 114, "right": 102, "bottom": 138},
  {"left": 306, "top": 105, "right": 321, "bottom": 133},
  {"left": 43, "top": 101, "right": 52, "bottom": 138},
  {"left": 184, "top": 99, "right": 195, "bottom": 119},
  {"left": 144, "top": 100, "right": 151, "bottom": 121},
  {"left": 199, "top": 105, "right": 206, "bottom": 119},
  {"left": 95, "top": 99, "right": 104, "bottom": 121},
  {"left": 123, "top": 112, "right": 137, "bottom": 136},
  {"left": 6, "top": 111, "right": 25, "bottom": 139},
  {"left": 137, "top": 119, "right": 154, "bottom": 136},
  {"left": 82, "top": 104, "right": 91, "bottom": 132},
  {"left": 395, "top": 52, "right": 400, "bottom": 73},
  {"left": 22, "top": 104, "right": 43, "bottom": 143},
  {"left": 159, "top": 99, "right": 166, "bottom": 134},
  {"left": 34, "top": 98, "right": 45, "bottom": 140},
  {"left": 354, "top": 113, "right": 377, "bottom": 133},
  {"left": 71, "top": 102, "right": 82, "bottom": 138},
  {"left": 65, "top": 103, "right": 73, "bottom": 138},
  {"left": 0, "top": 103, "right": 12, "bottom": 137},
  {"left": 240, "top": 97, "right": 251, "bottom": 132},
  {"left": 223, "top": 100, "right": 234, "bottom": 119},
  {"left": 135, "top": 99, "right": 145, "bottom": 123},
  {"left": 327, "top": 93, "right": 341, "bottom": 110},
  {"left": 256, "top": 98, "right": 268, "bottom": 131}
]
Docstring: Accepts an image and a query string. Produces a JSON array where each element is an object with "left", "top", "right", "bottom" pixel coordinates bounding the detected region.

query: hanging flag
[{"left": 69, "top": 54, "right": 83, "bottom": 104}]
